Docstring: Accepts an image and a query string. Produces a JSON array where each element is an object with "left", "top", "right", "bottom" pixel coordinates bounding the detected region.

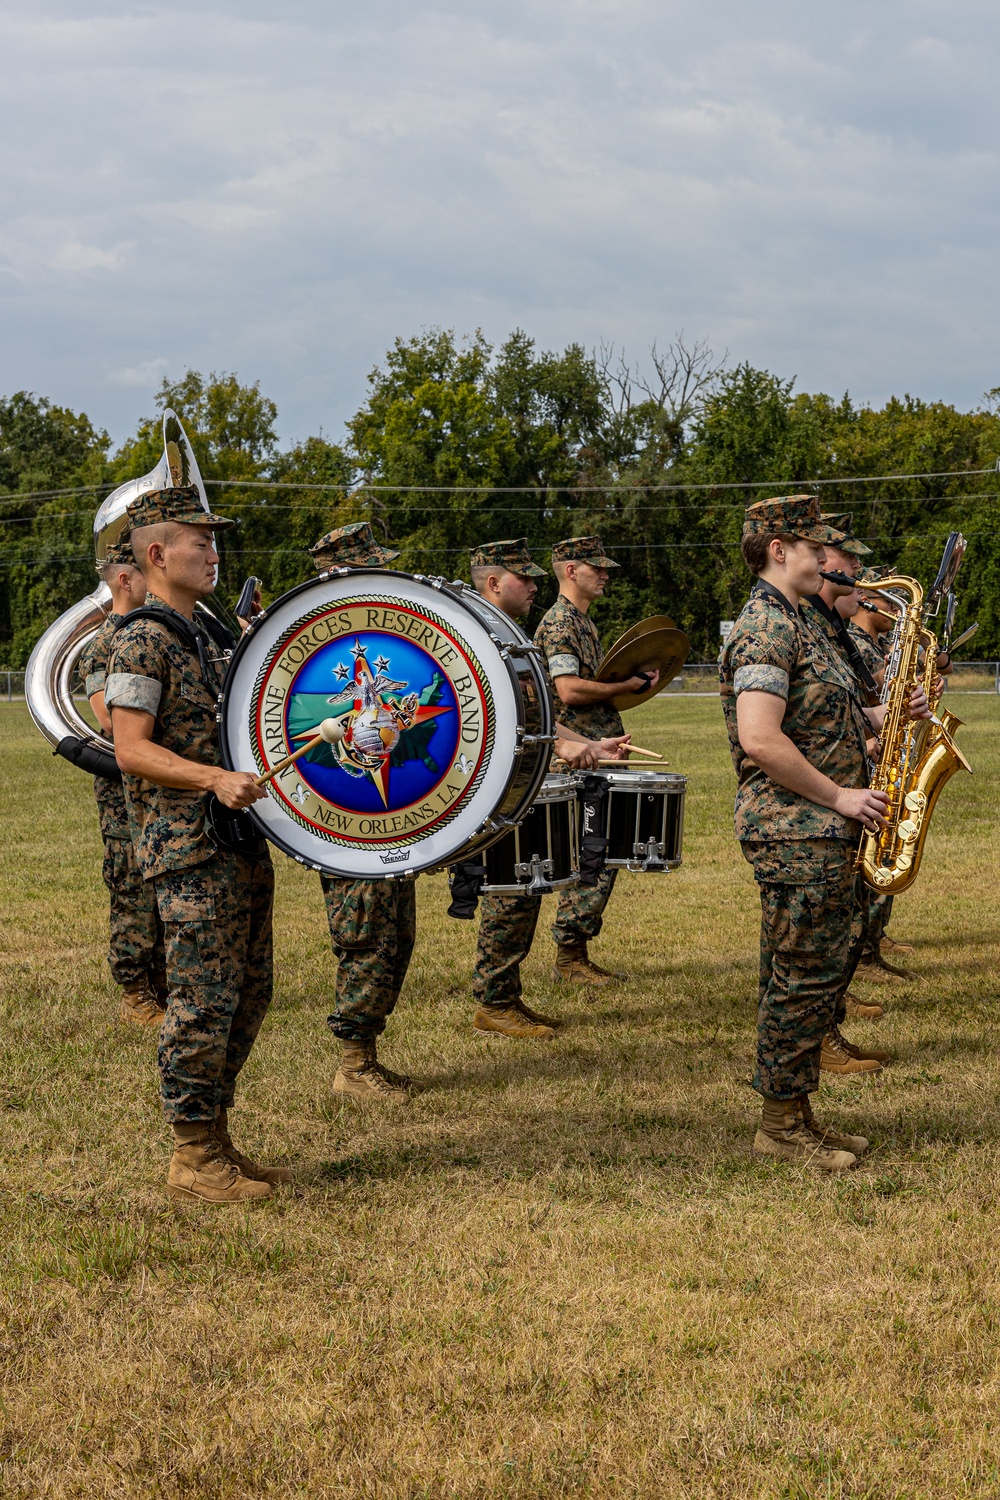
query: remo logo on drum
[{"left": 250, "top": 598, "right": 494, "bottom": 848}]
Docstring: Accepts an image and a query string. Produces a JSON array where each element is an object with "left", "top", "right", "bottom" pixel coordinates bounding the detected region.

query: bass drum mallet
[{"left": 254, "top": 717, "right": 345, "bottom": 787}]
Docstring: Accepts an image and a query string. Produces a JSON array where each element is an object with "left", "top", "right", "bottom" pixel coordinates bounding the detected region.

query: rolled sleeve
[
  {"left": 84, "top": 670, "right": 106, "bottom": 698},
  {"left": 734, "top": 664, "right": 790, "bottom": 699},
  {"left": 105, "top": 672, "right": 162, "bottom": 715},
  {"left": 547, "top": 653, "right": 580, "bottom": 678}
]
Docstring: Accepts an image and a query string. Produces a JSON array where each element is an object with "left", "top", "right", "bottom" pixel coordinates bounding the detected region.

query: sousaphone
[{"left": 25, "top": 410, "right": 221, "bottom": 776}]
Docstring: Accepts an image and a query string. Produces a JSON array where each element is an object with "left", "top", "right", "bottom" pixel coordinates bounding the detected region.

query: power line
[
  {"left": 1, "top": 465, "right": 999, "bottom": 507},
  {"left": 2, "top": 530, "right": 992, "bottom": 572}
]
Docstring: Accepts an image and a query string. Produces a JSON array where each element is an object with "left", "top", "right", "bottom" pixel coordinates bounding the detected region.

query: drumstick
[
  {"left": 621, "top": 743, "right": 662, "bottom": 759},
  {"left": 255, "top": 717, "right": 345, "bottom": 786},
  {"left": 595, "top": 758, "right": 666, "bottom": 766}
]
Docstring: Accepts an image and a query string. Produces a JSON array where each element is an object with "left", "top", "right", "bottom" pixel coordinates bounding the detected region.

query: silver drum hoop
[
  {"left": 481, "top": 773, "right": 580, "bottom": 895},
  {"left": 583, "top": 768, "right": 687, "bottom": 873},
  {"left": 219, "top": 571, "right": 554, "bottom": 878}
]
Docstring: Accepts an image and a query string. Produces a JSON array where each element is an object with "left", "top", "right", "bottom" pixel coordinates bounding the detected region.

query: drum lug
[
  {"left": 515, "top": 855, "right": 555, "bottom": 894},
  {"left": 518, "top": 733, "right": 556, "bottom": 747}
]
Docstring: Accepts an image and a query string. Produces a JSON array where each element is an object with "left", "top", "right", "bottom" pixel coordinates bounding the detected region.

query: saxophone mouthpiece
[{"left": 819, "top": 569, "right": 857, "bottom": 588}]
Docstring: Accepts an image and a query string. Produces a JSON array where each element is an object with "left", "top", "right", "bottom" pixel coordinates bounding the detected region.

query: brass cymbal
[
  {"left": 606, "top": 614, "right": 676, "bottom": 655},
  {"left": 597, "top": 627, "right": 690, "bottom": 710}
]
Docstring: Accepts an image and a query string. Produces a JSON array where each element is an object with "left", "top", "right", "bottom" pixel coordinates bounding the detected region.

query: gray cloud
[{"left": 1, "top": 0, "right": 998, "bottom": 444}]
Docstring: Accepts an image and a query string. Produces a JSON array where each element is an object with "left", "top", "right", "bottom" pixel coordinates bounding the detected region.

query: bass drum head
[{"left": 221, "top": 571, "right": 547, "bottom": 878}]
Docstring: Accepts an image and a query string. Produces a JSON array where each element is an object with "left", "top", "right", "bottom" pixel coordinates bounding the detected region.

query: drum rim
[
  {"left": 589, "top": 770, "right": 688, "bottom": 786},
  {"left": 218, "top": 567, "right": 555, "bottom": 875}
]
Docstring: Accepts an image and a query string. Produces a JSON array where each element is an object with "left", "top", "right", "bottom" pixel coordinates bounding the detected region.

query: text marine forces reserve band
[{"left": 720, "top": 495, "right": 932, "bottom": 1174}]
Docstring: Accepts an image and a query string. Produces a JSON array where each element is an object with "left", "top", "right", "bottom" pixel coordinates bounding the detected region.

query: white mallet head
[{"left": 319, "top": 717, "right": 345, "bottom": 745}]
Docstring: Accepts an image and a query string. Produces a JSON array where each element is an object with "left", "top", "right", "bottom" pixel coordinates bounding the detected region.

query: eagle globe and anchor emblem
[{"left": 248, "top": 597, "right": 495, "bottom": 853}]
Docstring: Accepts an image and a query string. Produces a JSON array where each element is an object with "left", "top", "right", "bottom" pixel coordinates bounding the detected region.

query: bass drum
[{"left": 219, "top": 571, "right": 554, "bottom": 878}]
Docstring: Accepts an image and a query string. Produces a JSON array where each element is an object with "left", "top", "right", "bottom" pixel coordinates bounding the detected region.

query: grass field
[{"left": 1, "top": 694, "right": 999, "bottom": 1499}]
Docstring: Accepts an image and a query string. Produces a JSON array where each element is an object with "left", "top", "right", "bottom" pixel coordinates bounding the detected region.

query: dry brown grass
[{"left": 1, "top": 694, "right": 999, "bottom": 1499}]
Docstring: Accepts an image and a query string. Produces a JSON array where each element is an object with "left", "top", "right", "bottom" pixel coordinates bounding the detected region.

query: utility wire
[{"left": 1, "top": 465, "right": 999, "bottom": 506}]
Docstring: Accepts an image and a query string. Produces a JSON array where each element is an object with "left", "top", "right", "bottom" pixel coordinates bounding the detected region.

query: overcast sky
[{"left": 1, "top": 0, "right": 998, "bottom": 446}]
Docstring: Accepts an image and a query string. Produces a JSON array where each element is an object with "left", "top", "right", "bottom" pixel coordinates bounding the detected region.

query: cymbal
[
  {"left": 606, "top": 614, "right": 676, "bottom": 655},
  {"left": 597, "top": 627, "right": 690, "bottom": 710}
]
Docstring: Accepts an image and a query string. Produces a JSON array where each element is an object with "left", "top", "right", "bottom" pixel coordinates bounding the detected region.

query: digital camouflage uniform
[
  {"left": 105, "top": 489, "right": 274, "bottom": 1124},
  {"left": 811, "top": 519, "right": 893, "bottom": 971},
  {"left": 469, "top": 538, "right": 550, "bottom": 1010},
  {"left": 79, "top": 605, "right": 165, "bottom": 991},
  {"left": 308, "top": 522, "right": 418, "bottom": 1044},
  {"left": 721, "top": 499, "right": 870, "bottom": 1099},
  {"left": 534, "top": 537, "right": 623, "bottom": 946}
]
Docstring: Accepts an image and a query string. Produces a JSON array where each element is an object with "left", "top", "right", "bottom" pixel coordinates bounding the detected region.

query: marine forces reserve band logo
[{"left": 250, "top": 597, "right": 494, "bottom": 848}]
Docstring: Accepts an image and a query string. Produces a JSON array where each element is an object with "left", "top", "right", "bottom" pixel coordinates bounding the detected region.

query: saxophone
[{"left": 854, "top": 572, "right": 971, "bottom": 893}]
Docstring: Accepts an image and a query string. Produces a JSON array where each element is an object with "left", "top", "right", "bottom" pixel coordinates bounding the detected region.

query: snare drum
[
  {"left": 583, "top": 769, "right": 686, "bottom": 873},
  {"left": 479, "top": 774, "right": 580, "bottom": 894}
]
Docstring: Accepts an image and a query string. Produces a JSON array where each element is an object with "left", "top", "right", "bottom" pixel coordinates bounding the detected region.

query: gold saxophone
[{"left": 855, "top": 574, "right": 971, "bottom": 893}]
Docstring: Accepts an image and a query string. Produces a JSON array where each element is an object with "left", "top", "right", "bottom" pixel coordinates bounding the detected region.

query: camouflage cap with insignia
[
  {"left": 469, "top": 537, "right": 546, "bottom": 578},
  {"left": 742, "top": 495, "right": 847, "bottom": 545},
  {"left": 550, "top": 535, "right": 620, "bottom": 569},
  {"left": 310, "top": 520, "right": 400, "bottom": 571},
  {"left": 125, "top": 484, "right": 234, "bottom": 531},
  {"left": 820, "top": 512, "right": 872, "bottom": 557}
]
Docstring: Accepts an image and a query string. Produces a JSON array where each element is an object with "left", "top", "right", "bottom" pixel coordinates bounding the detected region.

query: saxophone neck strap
[{"left": 804, "top": 593, "right": 880, "bottom": 707}]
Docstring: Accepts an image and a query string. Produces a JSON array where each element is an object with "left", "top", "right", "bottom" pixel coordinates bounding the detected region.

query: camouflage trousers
[
  {"left": 744, "top": 838, "right": 862, "bottom": 1099},
  {"left": 551, "top": 868, "right": 618, "bottom": 946},
  {"left": 860, "top": 889, "right": 893, "bottom": 962},
  {"left": 154, "top": 852, "right": 274, "bottom": 1124},
  {"left": 321, "top": 876, "right": 416, "bottom": 1042},
  {"left": 474, "top": 892, "right": 542, "bottom": 1009},
  {"left": 102, "top": 835, "right": 165, "bottom": 990}
]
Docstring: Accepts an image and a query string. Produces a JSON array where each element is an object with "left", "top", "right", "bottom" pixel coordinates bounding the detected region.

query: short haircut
[
  {"left": 99, "top": 559, "right": 142, "bottom": 585},
  {"left": 470, "top": 563, "right": 508, "bottom": 592},
  {"left": 552, "top": 557, "right": 570, "bottom": 582},
  {"left": 129, "top": 520, "right": 182, "bottom": 573},
  {"left": 741, "top": 531, "right": 776, "bottom": 576}
]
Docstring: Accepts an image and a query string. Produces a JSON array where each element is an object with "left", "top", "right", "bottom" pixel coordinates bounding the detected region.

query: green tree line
[{"left": 3, "top": 331, "right": 1000, "bottom": 667}]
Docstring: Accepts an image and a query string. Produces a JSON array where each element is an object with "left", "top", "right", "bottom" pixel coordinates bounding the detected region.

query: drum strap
[
  {"left": 113, "top": 606, "right": 265, "bottom": 859},
  {"left": 447, "top": 861, "right": 486, "bottom": 920},
  {"left": 577, "top": 774, "right": 610, "bottom": 887}
]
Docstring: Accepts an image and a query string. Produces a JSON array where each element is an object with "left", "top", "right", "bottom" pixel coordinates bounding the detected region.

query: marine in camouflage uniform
[
  {"left": 721, "top": 495, "right": 879, "bottom": 1171},
  {"left": 808, "top": 522, "right": 904, "bottom": 1021},
  {"left": 310, "top": 522, "right": 422, "bottom": 1103},
  {"left": 79, "top": 538, "right": 166, "bottom": 1023},
  {"left": 534, "top": 535, "right": 636, "bottom": 986},
  {"left": 467, "top": 539, "right": 569, "bottom": 1039},
  {"left": 106, "top": 486, "right": 283, "bottom": 1203}
]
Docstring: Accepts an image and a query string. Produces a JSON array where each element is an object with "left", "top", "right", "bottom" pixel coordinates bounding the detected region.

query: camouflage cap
[
  {"left": 742, "top": 495, "right": 847, "bottom": 545},
  {"left": 469, "top": 537, "right": 546, "bottom": 578},
  {"left": 102, "top": 536, "right": 136, "bottom": 568},
  {"left": 310, "top": 520, "right": 400, "bottom": 571},
  {"left": 858, "top": 564, "right": 890, "bottom": 584},
  {"left": 820, "top": 512, "right": 872, "bottom": 557},
  {"left": 550, "top": 535, "right": 620, "bottom": 569},
  {"left": 125, "top": 484, "right": 234, "bottom": 531}
]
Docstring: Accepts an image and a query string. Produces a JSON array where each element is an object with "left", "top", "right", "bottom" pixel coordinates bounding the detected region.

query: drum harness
[{"left": 112, "top": 605, "right": 267, "bottom": 858}]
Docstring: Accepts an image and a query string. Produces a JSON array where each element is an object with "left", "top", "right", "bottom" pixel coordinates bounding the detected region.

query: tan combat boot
[
  {"left": 120, "top": 981, "right": 166, "bottom": 1026},
  {"left": 820, "top": 1028, "right": 882, "bottom": 1076},
  {"left": 215, "top": 1107, "right": 292, "bottom": 1185},
  {"left": 753, "top": 1097, "right": 857, "bottom": 1172},
  {"left": 551, "top": 941, "right": 626, "bottom": 986},
  {"left": 333, "top": 1040, "right": 417, "bottom": 1102},
  {"left": 855, "top": 955, "right": 912, "bottom": 984},
  {"left": 845, "top": 991, "right": 884, "bottom": 1020},
  {"left": 880, "top": 935, "right": 913, "bottom": 956},
  {"left": 474, "top": 1004, "right": 555, "bottom": 1039},
  {"left": 838, "top": 1032, "right": 891, "bottom": 1065},
  {"left": 799, "top": 1094, "right": 870, "bottom": 1157},
  {"left": 167, "top": 1122, "right": 272, "bottom": 1204}
]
